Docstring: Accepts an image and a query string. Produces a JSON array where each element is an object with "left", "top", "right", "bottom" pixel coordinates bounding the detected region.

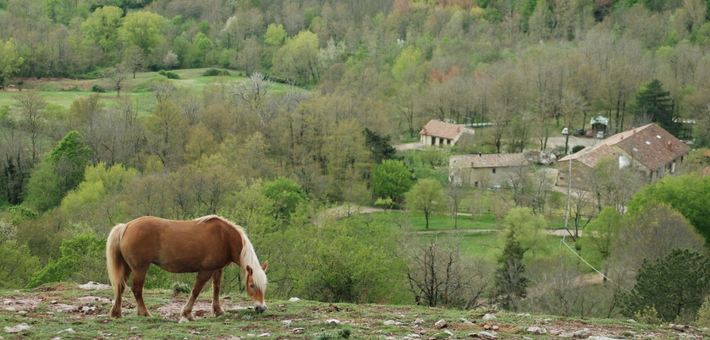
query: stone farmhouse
[
  {"left": 419, "top": 120, "right": 475, "bottom": 147},
  {"left": 557, "top": 123, "right": 691, "bottom": 188},
  {"left": 449, "top": 153, "right": 528, "bottom": 189}
]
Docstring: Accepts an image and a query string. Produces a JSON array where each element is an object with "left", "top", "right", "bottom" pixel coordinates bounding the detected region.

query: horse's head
[{"left": 245, "top": 261, "right": 268, "bottom": 313}]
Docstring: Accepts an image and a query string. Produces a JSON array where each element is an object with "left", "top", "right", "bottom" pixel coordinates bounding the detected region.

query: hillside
[{"left": 1, "top": 283, "right": 706, "bottom": 339}]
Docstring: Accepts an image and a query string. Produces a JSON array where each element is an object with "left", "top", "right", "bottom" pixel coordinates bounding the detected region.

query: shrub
[
  {"left": 91, "top": 84, "right": 105, "bottom": 93},
  {"left": 203, "top": 68, "right": 231, "bottom": 76},
  {"left": 172, "top": 282, "right": 192, "bottom": 295},
  {"left": 27, "top": 234, "right": 106, "bottom": 288},
  {"left": 571, "top": 145, "right": 585, "bottom": 153},
  {"left": 158, "top": 70, "right": 180, "bottom": 79},
  {"left": 696, "top": 296, "right": 710, "bottom": 327}
]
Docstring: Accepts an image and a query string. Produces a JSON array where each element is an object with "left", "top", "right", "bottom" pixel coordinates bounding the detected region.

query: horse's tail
[{"left": 106, "top": 223, "right": 129, "bottom": 299}]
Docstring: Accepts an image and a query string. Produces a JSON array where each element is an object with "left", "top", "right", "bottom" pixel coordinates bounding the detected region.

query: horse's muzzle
[{"left": 255, "top": 305, "right": 267, "bottom": 313}]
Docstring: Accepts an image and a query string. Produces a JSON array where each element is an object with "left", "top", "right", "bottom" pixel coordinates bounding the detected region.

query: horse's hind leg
[
  {"left": 131, "top": 268, "right": 153, "bottom": 317},
  {"left": 180, "top": 270, "right": 213, "bottom": 322},
  {"left": 109, "top": 269, "right": 132, "bottom": 318},
  {"left": 211, "top": 269, "right": 226, "bottom": 316}
]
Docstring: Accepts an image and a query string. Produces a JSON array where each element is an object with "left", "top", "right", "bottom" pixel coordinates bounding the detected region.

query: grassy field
[
  {"left": 0, "top": 282, "right": 696, "bottom": 339},
  {"left": 0, "top": 68, "right": 300, "bottom": 116}
]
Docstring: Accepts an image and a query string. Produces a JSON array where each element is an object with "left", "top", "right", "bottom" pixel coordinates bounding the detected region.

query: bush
[
  {"left": 172, "top": 282, "right": 192, "bottom": 295},
  {"left": 91, "top": 84, "right": 105, "bottom": 93},
  {"left": 27, "top": 234, "right": 106, "bottom": 288},
  {"left": 158, "top": 70, "right": 180, "bottom": 79},
  {"left": 571, "top": 145, "right": 585, "bottom": 153},
  {"left": 203, "top": 68, "right": 231, "bottom": 76}
]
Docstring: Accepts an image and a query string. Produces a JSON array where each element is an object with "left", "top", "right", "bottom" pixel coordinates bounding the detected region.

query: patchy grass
[{"left": 0, "top": 283, "right": 701, "bottom": 339}]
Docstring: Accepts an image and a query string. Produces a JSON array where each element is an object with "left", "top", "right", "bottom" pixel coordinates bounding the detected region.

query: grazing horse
[{"left": 106, "top": 215, "right": 268, "bottom": 320}]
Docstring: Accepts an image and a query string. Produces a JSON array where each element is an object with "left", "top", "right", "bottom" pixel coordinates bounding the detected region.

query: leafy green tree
[
  {"left": 634, "top": 79, "right": 677, "bottom": 135},
  {"left": 27, "top": 234, "right": 107, "bottom": 288},
  {"left": 0, "top": 39, "right": 24, "bottom": 86},
  {"left": 581, "top": 206, "right": 622, "bottom": 273},
  {"left": 263, "top": 176, "right": 307, "bottom": 221},
  {"left": 264, "top": 23, "right": 287, "bottom": 46},
  {"left": 48, "top": 130, "right": 92, "bottom": 195},
  {"left": 82, "top": 6, "right": 124, "bottom": 56},
  {"left": 392, "top": 45, "right": 422, "bottom": 84},
  {"left": 23, "top": 161, "right": 63, "bottom": 212},
  {"left": 371, "top": 159, "right": 413, "bottom": 203},
  {"left": 363, "top": 128, "right": 397, "bottom": 167},
  {"left": 272, "top": 30, "right": 319, "bottom": 85},
  {"left": 494, "top": 228, "right": 528, "bottom": 311},
  {"left": 0, "top": 221, "right": 40, "bottom": 289},
  {"left": 42, "top": 0, "right": 74, "bottom": 24},
  {"left": 404, "top": 178, "right": 445, "bottom": 229},
  {"left": 118, "top": 11, "right": 167, "bottom": 55},
  {"left": 627, "top": 175, "right": 710, "bottom": 243},
  {"left": 620, "top": 249, "right": 710, "bottom": 322},
  {"left": 498, "top": 207, "right": 550, "bottom": 257}
]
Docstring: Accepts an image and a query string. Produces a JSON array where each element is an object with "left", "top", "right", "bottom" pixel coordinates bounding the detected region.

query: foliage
[
  {"left": 363, "top": 128, "right": 397, "bottom": 166},
  {"left": 404, "top": 178, "right": 445, "bottom": 229},
  {"left": 620, "top": 249, "right": 710, "bottom": 323},
  {"left": 0, "top": 39, "right": 23, "bottom": 84},
  {"left": 118, "top": 11, "right": 166, "bottom": 54},
  {"left": 264, "top": 23, "right": 287, "bottom": 46},
  {"left": 627, "top": 175, "right": 710, "bottom": 243},
  {"left": 171, "top": 281, "right": 191, "bottom": 295},
  {"left": 571, "top": 145, "right": 585, "bottom": 153},
  {"left": 81, "top": 6, "right": 123, "bottom": 55},
  {"left": 697, "top": 295, "right": 710, "bottom": 327},
  {"left": 371, "top": 159, "right": 414, "bottom": 202},
  {"left": 581, "top": 206, "right": 622, "bottom": 267},
  {"left": 27, "top": 233, "right": 106, "bottom": 288},
  {"left": 91, "top": 84, "right": 105, "bottom": 92},
  {"left": 633, "top": 79, "right": 677, "bottom": 135},
  {"left": 158, "top": 69, "right": 180, "bottom": 79},
  {"left": 202, "top": 68, "right": 230, "bottom": 76},
  {"left": 0, "top": 220, "right": 40, "bottom": 289},
  {"left": 262, "top": 176, "right": 307, "bottom": 221},
  {"left": 23, "top": 161, "right": 64, "bottom": 212},
  {"left": 494, "top": 228, "right": 528, "bottom": 311},
  {"left": 272, "top": 30, "right": 319, "bottom": 85},
  {"left": 497, "top": 207, "right": 549, "bottom": 257}
]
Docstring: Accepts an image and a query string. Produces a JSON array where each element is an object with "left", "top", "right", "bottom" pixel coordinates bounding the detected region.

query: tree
[
  {"left": 405, "top": 178, "right": 446, "bottom": 229},
  {"left": 498, "top": 207, "right": 550, "bottom": 256},
  {"left": 627, "top": 175, "right": 710, "bottom": 243},
  {"left": 494, "top": 228, "right": 528, "bottom": 311},
  {"left": 371, "top": 159, "right": 413, "bottom": 203},
  {"left": 264, "top": 23, "right": 287, "bottom": 47},
  {"left": 634, "top": 79, "right": 678, "bottom": 135},
  {"left": 0, "top": 39, "right": 24, "bottom": 86},
  {"left": 81, "top": 6, "right": 123, "bottom": 57},
  {"left": 14, "top": 92, "right": 46, "bottom": 164},
  {"left": 48, "top": 130, "right": 92, "bottom": 195},
  {"left": 363, "top": 128, "right": 397, "bottom": 166},
  {"left": 445, "top": 182, "right": 466, "bottom": 229},
  {"left": 263, "top": 176, "right": 307, "bottom": 221},
  {"left": 582, "top": 206, "right": 622, "bottom": 277},
  {"left": 123, "top": 46, "right": 145, "bottom": 79},
  {"left": 620, "top": 249, "right": 710, "bottom": 323},
  {"left": 145, "top": 100, "right": 187, "bottom": 169},
  {"left": 103, "top": 63, "right": 128, "bottom": 97},
  {"left": 272, "top": 30, "right": 320, "bottom": 85},
  {"left": 118, "top": 11, "right": 167, "bottom": 55}
]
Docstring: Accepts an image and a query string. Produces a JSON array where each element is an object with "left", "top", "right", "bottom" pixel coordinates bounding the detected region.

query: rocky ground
[{"left": 1, "top": 282, "right": 708, "bottom": 339}]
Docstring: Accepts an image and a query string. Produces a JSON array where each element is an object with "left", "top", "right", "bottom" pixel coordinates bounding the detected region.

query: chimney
[
  {"left": 667, "top": 141, "right": 672, "bottom": 151},
  {"left": 621, "top": 135, "right": 624, "bottom": 140}
]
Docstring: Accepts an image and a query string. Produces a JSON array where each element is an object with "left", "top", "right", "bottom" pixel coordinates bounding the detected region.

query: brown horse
[{"left": 106, "top": 215, "right": 268, "bottom": 321}]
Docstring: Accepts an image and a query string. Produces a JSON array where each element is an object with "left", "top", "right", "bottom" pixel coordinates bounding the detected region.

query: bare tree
[
  {"left": 445, "top": 182, "right": 466, "bottom": 229},
  {"left": 103, "top": 63, "right": 128, "bottom": 97},
  {"left": 406, "top": 235, "right": 492, "bottom": 309},
  {"left": 14, "top": 92, "right": 47, "bottom": 164}
]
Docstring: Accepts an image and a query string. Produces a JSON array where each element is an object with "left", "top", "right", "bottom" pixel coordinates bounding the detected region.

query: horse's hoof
[
  {"left": 212, "top": 308, "right": 226, "bottom": 316},
  {"left": 179, "top": 316, "right": 190, "bottom": 323}
]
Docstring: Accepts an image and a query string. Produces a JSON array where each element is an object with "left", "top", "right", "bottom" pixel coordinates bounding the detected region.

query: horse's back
[{"left": 120, "top": 216, "right": 235, "bottom": 273}]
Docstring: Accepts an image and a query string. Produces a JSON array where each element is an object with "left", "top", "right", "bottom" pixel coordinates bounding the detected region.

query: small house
[
  {"left": 419, "top": 120, "right": 475, "bottom": 147},
  {"left": 449, "top": 153, "right": 528, "bottom": 188}
]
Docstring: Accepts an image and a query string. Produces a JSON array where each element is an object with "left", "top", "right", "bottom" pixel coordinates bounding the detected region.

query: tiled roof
[
  {"left": 559, "top": 123, "right": 690, "bottom": 171},
  {"left": 700, "top": 166, "right": 710, "bottom": 178},
  {"left": 419, "top": 120, "right": 469, "bottom": 140},
  {"left": 452, "top": 153, "right": 528, "bottom": 168}
]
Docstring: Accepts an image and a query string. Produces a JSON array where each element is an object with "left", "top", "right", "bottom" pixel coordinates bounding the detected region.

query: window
[
  {"left": 474, "top": 181, "right": 478, "bottom": 188},
  {"left": 492, "top": 168, "right": 496, "bottom": 174}
]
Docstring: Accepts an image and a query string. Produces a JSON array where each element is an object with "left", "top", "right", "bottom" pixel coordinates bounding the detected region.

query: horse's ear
[
  {"left": 246, "top": 265, "right": 253, "bottom": 276},
  {"left": 262, "top": 261, "right": 268, "bottom": 272}
]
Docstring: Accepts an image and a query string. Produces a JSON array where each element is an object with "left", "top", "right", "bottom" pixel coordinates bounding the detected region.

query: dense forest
[{"left": 2, "top": 0, "right": 710, "bottom": 325}]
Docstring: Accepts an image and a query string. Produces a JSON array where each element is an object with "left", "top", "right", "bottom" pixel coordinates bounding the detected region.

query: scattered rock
[
  {"left": 51, "top": 300, "right": 58, "bottom": 304},
  {"left": 17, "top": 311, "right": 27, "bottom": 315},
  {"left": 289, "top": 297, "right": 300, "bottom": 302},
  {"left": 460, "top": 318, "right": 475, "bottom": 325},
  {"left": 226, "top": 337, "right": 241, "bottom": 340},
  {"left": 413, "top": 318, "right": 425, "bottom": 325},
  {"left": 482, "top": 313, "right": 496, "bottom": 321},
  {"left": 434, "top": 319, "right": 447, "bottom": 329},
  {"left": 405, "top": 334, "right": 421, "bottom": 338},
  {"left": 78, "top": 281, "right": 111, "bottom": 290},
  {"left": 469, "top": 331, "right": 496, "bottom": 338},
  {"left": 444, "top": 330, "right": 454, "bottom": 336},
  {"left": 292, "top": 328, "right": 305, "bottom": 334},
  {"left": 325, "top": 319, "right": 340, "bottom": 324},
  {"left": 627, "top": 319, "right": 636, "bottom": 323},
  {"left": 58, "top": 328, "right": 75, "bottom": 333},
  {"left": 4, "top": 323, "right": 31, "bottom": 333},
  {"left": 384, "top": 320, "right": 402, "bottom": 325},
  {"left": 527, "top": 327, "right": 547, "bottom": 335},
  {"left": 571, "top": 328, "right": 591, "bottom": 339},
  {"left": 281, "top": 320, "right": 292, "bottom": 326},
  {"left": 178, "top": 317, "right": 190, "bottom": 323},
  {"left": 588, "top": 337, "right": 625, "bottom": 340},
  {"left": 4, "top": 307, "right": 15, "bottom": 311},
  {"left": 257, "top": 333, "right": 270, "bottom": 337},
  {"left": 491, "top": 325, "right": 499, "bottom": 331}
]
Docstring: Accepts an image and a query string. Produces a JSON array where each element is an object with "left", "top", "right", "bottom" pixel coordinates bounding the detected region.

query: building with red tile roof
[
  {"left": 419, "top": 120, "right": 474, "bottom": 147},
  {"left": 557, "top": 123, "right": 691, "bottom": 188}
]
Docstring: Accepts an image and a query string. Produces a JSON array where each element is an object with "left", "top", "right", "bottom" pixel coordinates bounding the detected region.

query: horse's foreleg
[
  {"left": 131, "top": 269, "right": 153, "bottom": 318},
  {"left": 211, "top": 269, "right": 226, "bottom": 316},
  {"left": 180, "top": 270, "right": 213, "bottom": 322}
]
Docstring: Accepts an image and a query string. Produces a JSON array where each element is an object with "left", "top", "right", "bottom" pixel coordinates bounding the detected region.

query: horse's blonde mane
[{"left": 195, "top": 215, "right": 268, "bottom": 291}]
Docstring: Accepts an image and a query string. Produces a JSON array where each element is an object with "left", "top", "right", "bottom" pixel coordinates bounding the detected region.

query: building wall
[
  {"left": 420, "top": 135, "right": 453, "bottom": 146},
  {"left": 455, "top": 166, "right": 523, "bottom": 188}
]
